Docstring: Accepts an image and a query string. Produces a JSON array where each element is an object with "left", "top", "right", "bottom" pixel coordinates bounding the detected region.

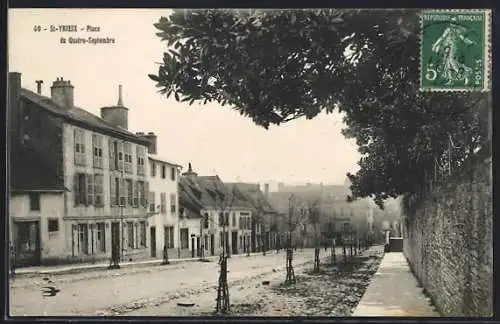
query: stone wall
[{"left": 403, "top": 147, "right": 493, "bottom": 316}]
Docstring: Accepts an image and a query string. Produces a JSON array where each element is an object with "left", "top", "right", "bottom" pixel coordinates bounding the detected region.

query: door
[
  {"left": 196, "top": 237, "right": 201, "bottom": 257},
  {"left": 150, "top": 226, "right": 156, "bottom": 258},
  {"left": 111, "top": 222, "right": 120, "bottom": 261},
  {"left": 231, "top": 231, "right": 238, "bottom": 254},
  {"left": 14, "top": 221, "right": 40, "bottom": 267},
  {"left": 191, "top": 237, "right": 195, "bottom": 258},
  {"left": 210, "top": 234, "right": 215, "bottom": 256}
]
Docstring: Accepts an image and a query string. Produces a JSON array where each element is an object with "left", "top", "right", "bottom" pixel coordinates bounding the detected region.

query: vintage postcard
[{"left": 7, "top": 8, "right": 493, "bottom": 318}]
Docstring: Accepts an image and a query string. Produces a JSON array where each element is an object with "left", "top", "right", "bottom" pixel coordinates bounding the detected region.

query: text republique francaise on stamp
[{"left": 420, "top": 9, "right": 491, "bottom": 92}]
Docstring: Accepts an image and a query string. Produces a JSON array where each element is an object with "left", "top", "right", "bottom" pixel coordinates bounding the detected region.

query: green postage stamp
[{"left": 420, "top": 9, "right": 491, "bottom": 92}]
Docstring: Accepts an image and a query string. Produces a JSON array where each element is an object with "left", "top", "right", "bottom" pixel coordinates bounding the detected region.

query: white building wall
[
  {"left": 148, "top": 157, "right": 180, "bottom": 257},
  {"left": 10, "top": 193, "right": 65, "bottom": 261}
]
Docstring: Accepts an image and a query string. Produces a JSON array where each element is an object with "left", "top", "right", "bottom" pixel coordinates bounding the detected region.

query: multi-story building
[
  {"left": 8, "top": 72, "right": 153, "bottom": 266},
  {"left": 145, "top": 137, "right": 182, "bottom": 258}
]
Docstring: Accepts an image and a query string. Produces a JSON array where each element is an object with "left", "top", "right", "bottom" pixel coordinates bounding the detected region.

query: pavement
[
  {"left": 352, "top": 252, "right": 441, "bottom": 317},
  {"left": 13, "top": 251, "right": 267, "bottom": 277}
]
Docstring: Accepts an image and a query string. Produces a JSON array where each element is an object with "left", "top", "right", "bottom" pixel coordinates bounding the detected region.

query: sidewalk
[
  {"left": 13, "top": 251, "right": 267, "bottom": 278},
  {"left": 352, "top": 252, "right": 441, "bottom": 317}
]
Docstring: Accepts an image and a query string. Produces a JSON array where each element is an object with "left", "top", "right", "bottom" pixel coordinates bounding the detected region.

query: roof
[
  {"left": 178, "top": 177, "right": 204, "bottom": 219},
  {"left": 20, "top": 88, "right": 150, "bottom": 145},
  {"left": 148, "top": 154, "right": 182, "bottom": 168},
  {"left": 225, "top": 182, "right": 278, "bottom": 214},
  {"left": 10, "top": 142, "right": 67, "bottom": 192}
]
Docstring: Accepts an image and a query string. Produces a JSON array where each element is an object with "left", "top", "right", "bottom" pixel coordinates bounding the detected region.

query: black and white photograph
[{"left": 7, "top": 8, "right": 493, "bottom": 317}]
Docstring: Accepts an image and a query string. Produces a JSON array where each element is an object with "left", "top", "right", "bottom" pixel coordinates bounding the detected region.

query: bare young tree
[
  {"left": 212, "top": 181, "right": 236, "bottom": 314},
  {"left": 284, "top": 194, "right": 307, "bottom": 285},
  {"left": 307, "top": 199, "right": 321, "bottom": 273}
]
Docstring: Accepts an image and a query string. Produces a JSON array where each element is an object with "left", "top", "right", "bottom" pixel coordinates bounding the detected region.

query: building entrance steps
[{"left": 353, "top": 252, "right": 441, "bottom": 317}]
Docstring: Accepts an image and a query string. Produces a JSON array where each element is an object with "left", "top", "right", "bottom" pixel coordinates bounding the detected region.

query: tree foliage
[{"left": 150, "top": 9, "right": 490, "bottom": 208}]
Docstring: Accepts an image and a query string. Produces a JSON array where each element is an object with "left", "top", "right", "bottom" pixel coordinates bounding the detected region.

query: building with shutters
[
  {"left": 8, "top": 72, "right": 153, "bottom": 266},
  {"left": 146, "top": 145, "right": 182, "bottom": 258}
]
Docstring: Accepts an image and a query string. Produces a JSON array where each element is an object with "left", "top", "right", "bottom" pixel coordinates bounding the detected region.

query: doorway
[
  {"left": 196, "top": 237, "right": 201, "bottom": 257},
  {"left": 150, "top": 226, "right": 156, "bottom": 258},
  {"left": 210, "top": 234, "right": 215, "bottom": 256},
  {"left": 111, "top": 222, "right": 120, "bottom": 260},
  {"left": 14, "top": 221, "right": 40, "bottom": 267},
  {"left": 231, "top": 231, "right": 238, "bottom": 255}
]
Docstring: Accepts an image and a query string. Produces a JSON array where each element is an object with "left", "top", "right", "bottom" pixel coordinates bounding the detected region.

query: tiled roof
[
  {"left": 178, "top": 177, "right": 203, "bottom": 219},
  {"left": 20, "top": 88, "right": 149, "bottom": 145},
  {"left": 225, "top": 182, "right": 278, "bottom": 214},
  {"left": 10, "top": 142, "right": 67, "bottom": 192}
]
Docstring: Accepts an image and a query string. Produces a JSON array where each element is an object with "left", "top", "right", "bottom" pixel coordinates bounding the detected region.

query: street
[{"left": 10, "top": 248, "right": 335, "bottom": 316}]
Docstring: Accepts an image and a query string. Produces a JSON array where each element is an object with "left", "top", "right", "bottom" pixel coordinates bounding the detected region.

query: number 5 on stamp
[{"left": 420, "top": 9, "right": 491, "bottom": 92}]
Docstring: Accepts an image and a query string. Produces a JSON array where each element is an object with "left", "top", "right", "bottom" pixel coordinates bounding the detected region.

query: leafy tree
[{"left": 150, "top": 9, "right": 489, "bottom": 208}]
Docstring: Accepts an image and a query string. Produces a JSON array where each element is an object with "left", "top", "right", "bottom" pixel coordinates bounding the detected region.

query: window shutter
[
  {"left": 109, "top": 139, "right": 115, "bottom": 170},
  {"left": 144, "top": 181, "right": 149, "bottom": 207},
  {"left": 74, "top": 174, "right": 79, "bottom": 206},
  {"left": 86, "top": 174, "right": 93, "bottom": 205},
  {"left": 133, "top": 180, "right": 139, "bottom": 207},
  {"left": 110, "top": 176, "right": 115, "bottom": 206},
  {"left": 118, "top": 142, "right": 124, "bottom": 171},
  {"left": 119, "top": 177, "right": 124, "bottom": 206}
]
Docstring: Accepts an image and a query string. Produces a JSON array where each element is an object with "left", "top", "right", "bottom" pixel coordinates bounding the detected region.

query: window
[
  {"left": 180, "top": 228, "right": 189, "bottom": 249},
  {"left": 109, "top": 139, "right": 116, "bottom": 170},
  {"left": 48, "top": 219, "right": 59, "bottom": 232},
  {"left": 139, "top": 221, "right": 146, "bottom": 248},
  {"left": 170, "top": 193, "right": 176, "bottom": 213},
  {"left": 96, "top": 222, "right": 105, "bottom": 252},
  {"left": 119, "top": 178, "right": 126, "bottom": 206},
  {"left": 124, "top": 143, "right": 133, "bottom": 173},
  {"left": 203, "top": 213, "right": 209, "bottom": 229},
  {"left": 29, "top": 192, "right": 40, "bottom": 211},
  {"left": 127, "top": 222, "right": 135, "bottom": 248},
  {"left": 219, "top": 212, "right": 224, "bottom": 226},
  {"left": 161, "top": 165, "right": 166, "bottom": 179},
  {"left": 92, "top": 134, "right": 103, "bottom": 169},
  {"left": 75, "top": 173, "right": 94, "bottom": 206},
  {"left": 77, "top": 224, "right": 89, "bottom": 255},
  {"left": 160, "top": 193, "right": 166, "bottom": 213},
  {"left": 239, "top": 216, "right": 243, "bottom": 230},
  {"left": 126, "top": 179, "right": 133, "bottom": 206},
  {"left": 136, "top": 146, "right": 146, "bottom": 175},
  {"left": 74, "top": 128, "right": 86, "bottom": 166},
  {"left": 232, "top": 213, "right": 236, "bottom": 228},
  {"left": 224, "top": 212, "right": 229, "bottom": 226},
  {"left": 149, "top": 191, "right": 156, "bottom": 212},
  {"left": 94, "top": 174, "right": 104, "bottom": 206},
  {"left": 151, "top": 161, "right": 156, "bottom": 177},
  {"left": 171, "top": 167, "right": 176, "bottom": 181}
]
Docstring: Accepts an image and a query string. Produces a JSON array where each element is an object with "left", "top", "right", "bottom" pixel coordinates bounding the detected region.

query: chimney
[
  {"left": 136, "top": 131, "right": 157, "bottom": 154},
  {"left": 278, "top": 182, "right": 285, "bottom": 192},
  {"left": 35, "top": 80, "right": 43, "bottom": 94},
  {"left": 264, "top": 183, "right": 269, "bottom": 198},
  {"left": 100, "top": 84, "right": 129, "bottom": 129},
  {"left": 118, "top": 84, "right": 124, "bottom": 106},
  {"left": 50, "top": 77, "right": 74, "bottom": 109}
]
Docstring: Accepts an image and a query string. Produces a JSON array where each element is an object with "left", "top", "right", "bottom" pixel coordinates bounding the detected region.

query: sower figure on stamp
[{"left": 431, "top": 24, "right": 476, "bottom": 85}]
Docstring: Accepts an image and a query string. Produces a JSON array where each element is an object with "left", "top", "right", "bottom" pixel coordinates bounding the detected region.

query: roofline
[
  {"left": 21, "top": 92, "right": 150, "bottom": 146},
  {"left": 148, "top": 155, "right": 183, "bottom": 168}
]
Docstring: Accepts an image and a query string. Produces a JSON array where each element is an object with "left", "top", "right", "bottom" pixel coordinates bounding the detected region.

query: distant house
[
  {"left": 8, "top": 72, "right": 153, "bottom": 266},
  {"left": 225, "top": 183, "right": 279, "bottom": 253}
]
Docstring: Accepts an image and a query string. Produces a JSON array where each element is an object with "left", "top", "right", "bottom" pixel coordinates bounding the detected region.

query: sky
[{"left": 8, "top": 9, "right": 361, "bottom": 187}]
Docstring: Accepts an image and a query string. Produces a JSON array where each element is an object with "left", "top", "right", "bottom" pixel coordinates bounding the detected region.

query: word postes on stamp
[{"left": 420, "top": 9, "right": 491, "bottom": 92}]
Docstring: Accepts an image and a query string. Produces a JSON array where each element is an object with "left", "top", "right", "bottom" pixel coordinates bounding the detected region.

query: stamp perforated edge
[{"left": 418, "top": 8, "right": 492, "bottom": 93}]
